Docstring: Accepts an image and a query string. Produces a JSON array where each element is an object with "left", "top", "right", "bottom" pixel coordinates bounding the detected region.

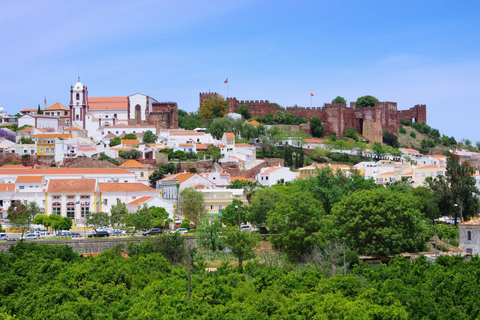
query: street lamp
[
  {"left": 235, "top": 205, "right": 240, "bottom": 229},
  {"left": 454, "top": 203, "right": 462, "bottom": 224}
]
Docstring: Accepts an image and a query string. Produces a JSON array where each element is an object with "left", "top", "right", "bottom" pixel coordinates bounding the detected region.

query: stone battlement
[{"left": 200, "top": 92, "right": 427, "bottom": 137}]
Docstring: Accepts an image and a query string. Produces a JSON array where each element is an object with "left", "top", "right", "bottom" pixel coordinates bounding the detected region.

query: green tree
[
  {"left": 284, "top": 145, "right": 293, "bottom": 167},
  {"left": 382, "top": 130, "right": 400, "bottom": 148},
  {"left": 221, "top": 227, "right": 261, "bottom": 269},
  {"left": 19, "top": 137, "right": 34, "bottom": 144},
  {"left": 264, "top": 113, "right": 275, "bottom": 124},
  {"left": 372, "top": 142, "right": 385, "bottom": 158},
  {"left": 125, "top": 205, "right": 153, "bottom": 235},
  {"left": 122, "top": 133, "right": 137, "bottom": 140},
  {"left": 149, "top": 169, "right": 165, "bottom": 188},
  {"left": 332, "top": 188, "right": 428, "bottom": 256},
  {"left": 47, "top": 214, "right": 73, "bottom": 232},
  {"left": 247, "top": 187, "right": 282, "bottom": 227},
  {"left": 178, "top": 110, "right": 203, "bottom": 130},
  {"left": 7, "top": 202, "right": 39, "bottom": 237},
  {"left": 110, "top": 202, "right": 128, "bottom": 227},
  {"left": 445, "top": 153, "right": 480, "bottom": 223},
  {"left": 242, "top": 180, "right": 262, "bottom": 204},
  {"left": 206, "top": 145, "right": 221, "bottom": 162},
  {"left": 236, "top": 104, "right": 250, "bottom": 119},
  {"left": 355, "top": 95, "right": 379, "bottom": 108},
  {"left": 199, "top": 93, "right": 229, "bottom": 122},
  {"left": 196, "top": 218, "right": 223, "bottom": 251},
  {"left": 219, "top": 199, "right": 246, "bottom": 227},
  {"left": 86, "top": 212, "right": 110, "bottom": 230},
  {"left": 142, "top": 130, "right": 158, "bottom": 144},
  {"left": 151, "top": 206, "right": 169, "bottom": 228},
  {"left": 109, "top": 136, "right": 121, "bottom": 147},
  {"left": 267, "top": 181, "right": 329, "bottom": 262},
  {"left": 331, "top": 96, "right": 347, "bottom": 104},
  {"left": 344, "top": 127, "right": 359, "bottom": 140},
  {"left": 177, "top": 188, "right": 206, "bottom": 224},
  {"left": 37, "top": 104, "right": 43, "bottom": 114},
  {"left": 310, "top": 117, "right": 324, "bottom": 137}
]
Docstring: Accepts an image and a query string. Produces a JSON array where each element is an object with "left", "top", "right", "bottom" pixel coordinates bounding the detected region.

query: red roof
[
  {"left": 48, "top": 179, "right": 96, "bottom": 193},
  {"left": 260, "top": 167, "right": 282, "bottom": 175},
  {"left": 88, "top": 97, "right": 128, "bottom": 110},
  {"left": 0, "top": 183, "right": 15, "bottom": 192},
  {"left": 127, "top": 196, "right": 154, "bottom": 205},
  {"left": 120, "top": 160, "right": 147, "bottom": 168},
  {"left": 15, "top": 176, "right": 44, "bottom": 183},
  {"left": 64, "top": 126, "right": 83, "bottom": 131},
  {"left": 99, "top": 183, "right": 157, "bottom": 192},
  {"left": 46, "top": 102, "right": 69, "bottom": 111},
  {"left": 0, "top": 168, "right": 133, "bottom": 175},
  {"left": 225, "top": 132, "right": 234, "bottom": 138}
]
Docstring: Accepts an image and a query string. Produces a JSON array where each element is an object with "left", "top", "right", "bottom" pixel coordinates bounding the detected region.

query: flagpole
[
  {"left": 227, "top": 78, "right": 229, "bottom": 98},
  {"left": 310, "top": 89, "right": 312, "bottom": 108}
]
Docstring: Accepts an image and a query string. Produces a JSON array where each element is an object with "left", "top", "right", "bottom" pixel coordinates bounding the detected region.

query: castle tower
[{"left": 69, "top": 79, "right": 88, "bottom": 129}]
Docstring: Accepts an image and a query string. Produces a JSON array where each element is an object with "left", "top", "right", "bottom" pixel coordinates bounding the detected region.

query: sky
[{"left": 1, "top": 0, "right": 480, "bottom": 142}]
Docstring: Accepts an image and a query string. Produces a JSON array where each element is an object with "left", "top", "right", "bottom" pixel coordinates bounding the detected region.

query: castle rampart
[{"left": 200, "top": 93, "right": 427, "bottom": 137}]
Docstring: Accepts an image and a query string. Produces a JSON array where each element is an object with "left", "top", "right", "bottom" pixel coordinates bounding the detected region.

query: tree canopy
[
  {"left": 178, "top": 188, "right": 206, "bottom": 224},
  {"left": 331, "top": 96, "right": 347, "bottom": 104},
  {"left": 310, "top": 117, "right": 324, "bottom": 137},
  {"left": 199, "top": 93, "right": 229, "bottom": 122},
  {"left": 355, "top": 95, "right": 379, "bottom": 108},
  {"left": 142, "top": 130, "right": 158, "bottom": 144}
]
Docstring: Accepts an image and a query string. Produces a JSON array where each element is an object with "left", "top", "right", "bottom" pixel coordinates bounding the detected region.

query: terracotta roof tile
[
  {"left": 196, "top": 144, "right": 207, "bottom": 150},
  {"left": 230, "top": 177, "right": 251, "bottom": 182},
  {"left": 225, "top": 132, "right": 234, "bottom": 138},
  {"left": 415, "top": 165, "right": 446, "bottom": 170},
  {"left": 248, "top": 120, "right": 262, "bottom": 126},
  {"left": 46, "top": 102, "right": 69, "bottom": 111},
  {"left": 0, "top": 183, "right": 15, "bottom": 192},
  {"left": 48, "top": 179, "right": 96, "bottom": 192},
  {"left": 0, "top": 168, "right": 133, "bottom": 175},
  {"left": 459, "top": 218, "right": 480, "bottom": 226},
  {"left": 99, "top": 183, "right": 157, "bottom": 192},
  {"left": 15, "top": 176, "right": 44, "bottom": 183},
  {"left": 88, "top": 97, "right": 128, "bottom": 110},
  {"left": 31, "top": 134, "right": 72, "bottom": 139},
  {"left": 0, "top": 164, "right": 29, "bottom": 169},
  {"left": 235, "top": 143, "right": 255, "bottom": 147},
  {"left": 21, "top": 108, "right": 38, "bottom": 112},
  {"left": 64, "top": 126, "right": 83, "bottom": 131},
  {"left": 260, "top": 167, "right": 283, "bottom": 175},
  {"left": 158, "top": 173, "right": 195, "bottom": 183},
  {"left": 78, "top": 148, "right": 96, "bottom": 152},
  {"left": 104, "top": 133, "right": 117, "bottom": 139},
  {"left": 111, "top": 147, "right": 134, "bottom": 151},
  {"left": 380, "top": 172, "right": 394, "bottom": 176},
  {"left": 218, "top": 144, "right": 225, "bottom": 148},
  {"left": 17, "top": 127, "right": 35, "bottom": 132},
  {"left": 303, "top": 139, "right": 324, "bottom": 143},
  {"left": 127, "top": 196, "right": 153, "bottom": 205},
  {"left": 121, "top": 139, "right": 140, "bottom": 147},
  {"left": 230, "top": 156, "right": 245, "bottom": 162},
  {"left": 179, "top": 143, "right": 194, "bottom": 147},
  {"left": 119, "top": 160, "right": 147, "bottom": 168}
]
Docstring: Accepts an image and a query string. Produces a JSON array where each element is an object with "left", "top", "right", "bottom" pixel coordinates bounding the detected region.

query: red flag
[
  {"left": 224, "top": 78, "right": 228, "bottom": 84},
  {"left": 310, "top": 92, "right": 314, "bottom": 96}
]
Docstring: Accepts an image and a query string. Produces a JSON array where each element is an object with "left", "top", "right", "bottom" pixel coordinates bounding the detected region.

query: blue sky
[{"left": 1, "top": 0, "right": 480, "bottom": 142}]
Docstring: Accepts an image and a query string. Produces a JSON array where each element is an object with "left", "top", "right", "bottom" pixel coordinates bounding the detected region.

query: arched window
[
  {"left": 52, "top": 202, "right": 61, "bottom": 215},
  {"left": 76, "top": 93, "right": 80, "bottom": 100},
  {"left": 66, "top": 202, "right": 75, "bottom": 219}
]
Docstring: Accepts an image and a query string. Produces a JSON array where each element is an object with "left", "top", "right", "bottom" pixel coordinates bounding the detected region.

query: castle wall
[{"left": 200, "top": 92, "right": 427, "bottom": 137}]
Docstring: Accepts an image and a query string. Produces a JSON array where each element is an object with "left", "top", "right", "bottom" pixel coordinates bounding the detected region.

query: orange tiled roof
[
  {"left": 0, "top": 164, "right": 29, "bottom": 169},
  {"left": 230, "top": 156, "right": 245, "bottom": 162},
  {"left": 127, "top": 196, "right": 153, "bottom": 205},
  {"left": 0, "top": 183, "right": 15, "bottom": 192},
  {"left": 193, "top": 184, "right": 208, "bottom": 189},
  {"left": 99, "top": 183, "right": 157, "bottom": 192},
  {"left": 17, "top": 127, "right": 34, "bottom": 132},
  {"left": 196, "top": 144, "right": 207, "bottom": 150},
  {"left": 46, "top": 102, "right": 69, "bottom": 111},
  {"left": 104, "top": 133, "right": 117, "bottom": 139},
  {"left": 31, "top": 134, "right": 72, "bottom": 139},
  {"left": 121, "top": 139, "right": 140, "bottom": 147},
  {"left": 230, "top": 176, "right": 250, "bottom": 182},
  {"left": 158, "top": 173, "right": 195, "bottom": 183},
  {"left": 415, "top": 165, "right": 446, "bottom": 170},
  {"left": 111, "top": 147, "right": 134, "bottom": 151},
  {"left": 119, "top": 160, "right": 147, "bottom": 168},
  {"left": 380, "top": 172, "right": 394, "bottom": 176},
  {"left": 48, "top": 179, "right": 96, "bottom": 192},
  {"left": 404, "top": 171, "right": 413, "bottom": 175},
  {"left": 235, "top": 143, "right": 255, "bottom": 148},
  {"left": 220, "top": 173, "right": 230, "bottom": 176},
  {"left": 0, "top": 168, "right": 133, "bottom": 175},
  {"left": 303, "top": 139, "right": 324, "bottom": 143},
  {"left": 260, "top": 167, "right": 283, "bottom": 175},
  {"left": 225, "top": 132, "right": 234, "bottom": 138},
  {"left": 78, "top": 148, "right": 96, "bottom": 152},
  {"left": 169, "top": 132, "right": 204, "bottom": 136},
  {"left": 21, "top": 108, "right": 38, "bottom": 112},
  {"left": 15, "top": 176, "right": 43, "bottom": 183},
  {"left": 88, "top": 97, "right": 128, "bottom": 110},
  {"left": 218, "top": 144, "right": 225, "bottom": 148},
  {"left": 179, "top": 143, "right": 193, "bottom": 147},
  {"left": 64, "top": 126, "right": 83, "bottom": 131},
  {"left": 249, "top": 120, "right": 262, "bottom": 126},
  {"left": 401, "top": 148, "right": 420, "bottom": 153}
]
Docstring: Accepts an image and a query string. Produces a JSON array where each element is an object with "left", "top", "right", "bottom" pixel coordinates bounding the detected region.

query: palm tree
[{"left": 243, "top": 181, "right": 262, "bottom": 204}]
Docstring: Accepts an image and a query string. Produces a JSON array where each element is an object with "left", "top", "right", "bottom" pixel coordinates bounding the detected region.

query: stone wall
[
  {"left": 0, "top": 236, "right": 196, "bottom": 254},
  {"left": 221, "top": 158, "right": 284, "bottom": 180},
  {"left": 200, "top": 93, "right": 427, "bottom": 137}
]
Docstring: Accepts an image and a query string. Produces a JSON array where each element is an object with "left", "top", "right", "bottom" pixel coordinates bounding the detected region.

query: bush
[
  {"left": 410, "top": 131, "right": 416, "bottom": 138},
  {"left": 180, "top": 218, "right": 191, "bottom": 231},
  {"left": 401, "top": 119, "right": 411, "bottom": 126},
  {"left": 399, "top": 125, "right": 406, "bottom": 134}
]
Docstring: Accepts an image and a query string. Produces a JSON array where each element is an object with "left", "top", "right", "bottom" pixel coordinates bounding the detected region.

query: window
[
  {"left": 468, "top": 231, "right": 472, "bottom": 241},
  {"left": 140, "top": 172, "right": 144, "bottom": 177},
  {"left": 105, "top": 115, "right": 109, "bottom": 118},
  {"left": 80, "top": 195, "right": 90, "bottom": 199},
  {"left": 40, "top": 147, "right": 43, "bottom": 153},
  {"left": 218, "top": 205, "right": 223, "bottom": 213},
  {"left": 76, "top": 93, "right": 80, "bottom": 100},
  {"left": 52, "top": 202, "right": 61, "bottom": 215},
  {"left": 19, "top": 186, "right": 24, "bottom": 190},
  {"left": 67, "top": 195, "right": 75, "bottom": 200},
  {"left": 81, "top": 205, "right": 89, "bottom": 218},
  {"left": 46, "top": 148, "right": 50, "bottom": 154},
  {"left": 103, "top": 199, "right": 108, "bottom": 205},
  {"left": 422, "top": 172, "right": 425, "bottom": 177},
  {"left": 210, "top": 204, "right": 215, "bottom": 210},
  {"left": 467, "top": 248, "right": 473, "bottom": 254},
  {"left": 114, "top": 114, "right": 117, "bottom": 118},
  {"left": 51, "top": 148, "right": 55, "bottom": 154},
  {"left": 116, "top": 198, "right": 121, "bottom": 204},
  {"left": 66, "top": 202, "right": 75, "bottom": 218},
  {"left": 53, "top": 195, "right": 61, "bottom": 199},
  {"left": 76, "top": 115, "right": 79, "bottom": 120},
  {"left": 266, "top": 176, "right": 269, "bottom": 180}
]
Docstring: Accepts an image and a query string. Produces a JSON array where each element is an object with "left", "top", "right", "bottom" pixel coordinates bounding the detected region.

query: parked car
[
  {"left": 0, "top": 233, "right": 8, "bottom": 240},
  {"left": 173, "top": 228, "right": 188, "bottom": 235},
  {"left": 240, "top": 225, "right": 252, "bottom": 232},
  {"left": 142, "top": 228, "right": 163, "bottom": 236},
  {"left": 87, "top": 231, "right": 110, "bottom": 238},
  {"left": 446, "top": 218, "right": 462, "bottom": 225},
  {"left": 22, "top": 234, "right": 39, "bottom": 240},
  {"left": 111, "top": 229, "right": 126, "bottom": 235},
  {"left": 38, "top": 231, "right": 54, "bottom": 238}
]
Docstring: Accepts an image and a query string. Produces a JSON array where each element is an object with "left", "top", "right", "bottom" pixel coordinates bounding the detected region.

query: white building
[
  {"left": 126, "top": 196, "right": 175, "bottom": 219},
  {"left": 8, "top": 144, "right": 36, "bottom": 156},
  {"left": 18, "top": 114, "right": 59, "bottom": 131},
  {"left": 98, "top": 183, "right": 159, "bottom": 214},
  {"left": 256, "top": 166, "right": 296, "bottom": 187},
  {"left": 459, "top": 218, "right": 480, "bottom": 254}
]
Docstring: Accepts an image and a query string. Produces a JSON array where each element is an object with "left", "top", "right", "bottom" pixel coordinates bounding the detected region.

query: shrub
[
  {"left": 180, "top": 218, "right": 191, "bottom": 231},
  {"left": 401, "top": 119, "right": 411, "bottom": 126},
  {"left": 399, "top": 125, "right": 406, "bottom": 134},
  {"left": 410, "top": 131, "right": 416, "bottom": 138}
]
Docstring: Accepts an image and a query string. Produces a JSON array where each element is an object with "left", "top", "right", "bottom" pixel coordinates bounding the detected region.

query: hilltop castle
[{"left": 200, "top": 92, "right": 426, "bottom": 142}]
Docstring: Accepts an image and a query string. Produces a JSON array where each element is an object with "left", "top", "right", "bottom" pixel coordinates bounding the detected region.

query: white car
[
  {"left": 240, "top": 225, "right": 252, "bottom": 232},
  {"left": 22, "top": 234, "right": 39, "bottom": 240},
  {"left": 173, "top": 228, "right": 189, "bottom": 235},
  {"left": 0, "top": 233, "right": 8, "bottom": 240}
]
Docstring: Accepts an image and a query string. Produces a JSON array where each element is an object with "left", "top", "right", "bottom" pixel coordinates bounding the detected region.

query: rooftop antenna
[
  {"left": 78, "top": 76, "right": 80, "bottom": 82},
  {"left": 44, "top": 96, "right": 47, "bottom": 110}
]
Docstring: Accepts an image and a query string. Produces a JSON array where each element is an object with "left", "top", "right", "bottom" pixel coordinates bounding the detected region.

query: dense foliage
[
  {"left": 355, "top": 95, "right": 379, "bottom": 108},
  {"left": 4, "top": 241, "right": 480, "bottom": 319}
]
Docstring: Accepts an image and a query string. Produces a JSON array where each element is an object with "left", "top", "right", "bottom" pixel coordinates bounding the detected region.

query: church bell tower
[{"left": 69, "top": 78, "right": 88, "bottom": 129}]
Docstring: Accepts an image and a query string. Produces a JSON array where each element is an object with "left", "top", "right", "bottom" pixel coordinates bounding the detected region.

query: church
[{"left": 69, "top": 79, "right": 178, "bottom": 136}]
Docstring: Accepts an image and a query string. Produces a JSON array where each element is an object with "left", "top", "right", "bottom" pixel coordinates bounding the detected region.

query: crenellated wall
[{"left": 200, "top": 93, "right": 427, "bottom": 137}]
